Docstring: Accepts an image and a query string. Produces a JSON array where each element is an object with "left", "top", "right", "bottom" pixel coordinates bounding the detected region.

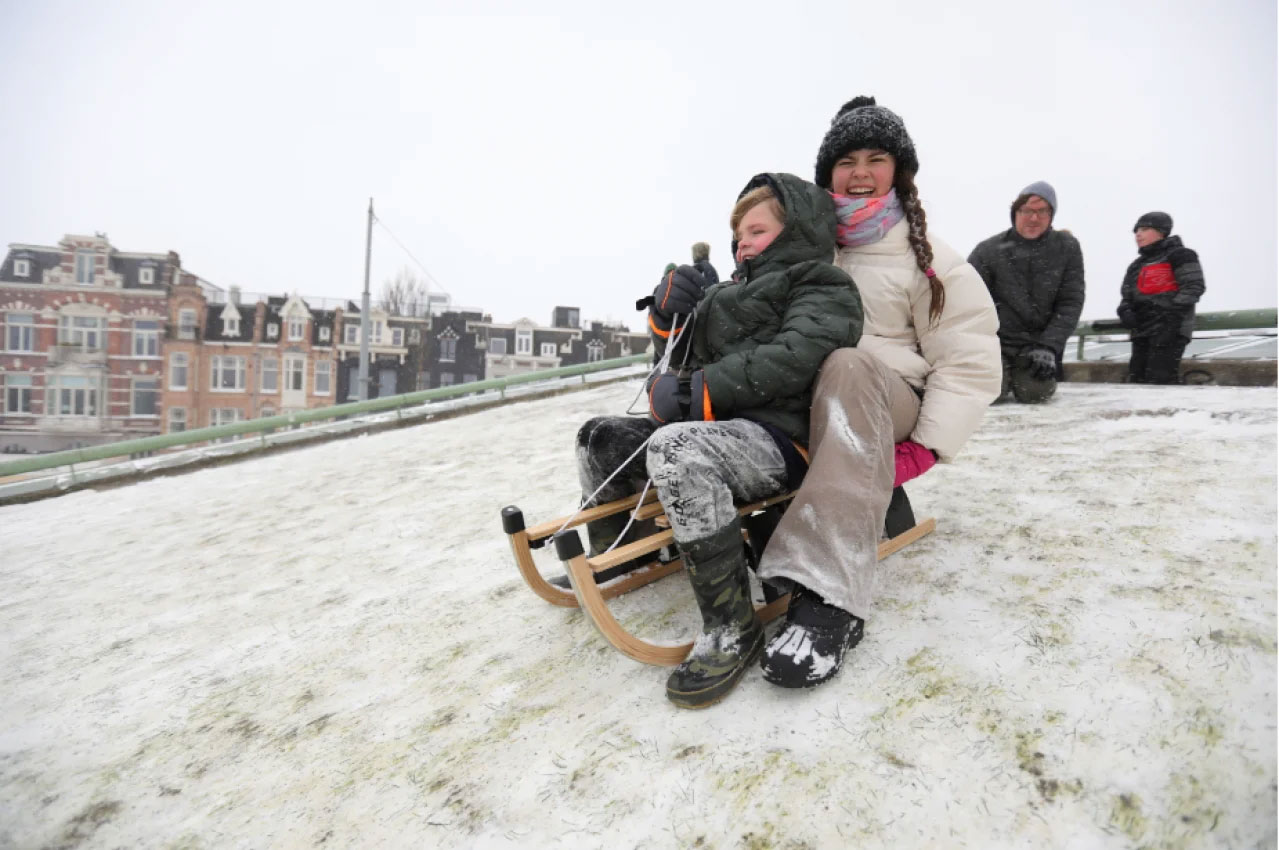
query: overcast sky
[{"left": 2, "top": 0, "right": 1275, "bottom": 328}]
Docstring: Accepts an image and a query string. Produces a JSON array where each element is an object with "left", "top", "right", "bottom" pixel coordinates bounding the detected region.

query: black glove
[
  {"left": 1117, "top": 304, "right": 1138, "bottom": 329},
  {"left": 648, "top": 372, "right": 691, "bottom": 424},
  {"left": 651, "top": 265, "right": 707, "bottom": 320},
  {"left": 1023, "top": 346, "right": 1057, "bottom": 381}
]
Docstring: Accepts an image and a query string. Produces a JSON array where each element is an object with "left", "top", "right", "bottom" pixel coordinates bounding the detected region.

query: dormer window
[
  {"left": 13, "top": 259, "right": 30, "bottom": 278},
  {"left": 344, "top": 325, "right": 358, "bottom": 345},
  {"left": 74, "top": 251, "right": 95, "bottom": 285},
  {"left": 267, "top": 322, "right": 279, "bottom": 339},
  {"left": 220, "top": 302, "right": 242, "bottom": 337},
  {"left": 392, "top": 327, "right": 404, "bottom": 347},
  {"left": 319, "top": 326, "right": 331, "bottom": 342},
  {"left": 139, "top": 267, "right": 155, "bottom": 285},
  {"left": 288, "top": 317, "right": 305, "bottom": 341}
]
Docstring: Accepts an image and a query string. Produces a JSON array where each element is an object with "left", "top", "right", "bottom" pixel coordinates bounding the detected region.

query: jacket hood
[{"left": 732, "top": 172, "right": 838, "bottom": 280}]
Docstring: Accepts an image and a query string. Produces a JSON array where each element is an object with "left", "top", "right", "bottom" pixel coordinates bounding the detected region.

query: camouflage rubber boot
[{"left": 666, "top": 518, "right": 765, "bottom": 709}]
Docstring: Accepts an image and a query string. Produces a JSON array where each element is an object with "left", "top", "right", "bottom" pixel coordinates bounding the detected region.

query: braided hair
[{"left": 894, "top": 170, "right": 945, "bottom": 326}]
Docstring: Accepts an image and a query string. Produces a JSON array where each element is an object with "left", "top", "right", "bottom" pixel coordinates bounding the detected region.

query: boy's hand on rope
[
  {"left": 893, "top": 440, "right": 936, "bottom": 488},
  {"left": 648, "top": 372, "right": 691, "bottom": 423},
  {"left": 649, "top": 370, "right": 712, "bottom": 424},
  {"left": 651, "top": 265, "right": 708, "bottom": 320}
]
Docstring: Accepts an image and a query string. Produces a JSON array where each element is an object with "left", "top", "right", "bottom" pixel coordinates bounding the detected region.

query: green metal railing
[
  {"left": 0, "top": 354, "right": 650, "bottom": 479},
  {"left": 1071, "top": 308, "right": 1276, "bottom": 360}
]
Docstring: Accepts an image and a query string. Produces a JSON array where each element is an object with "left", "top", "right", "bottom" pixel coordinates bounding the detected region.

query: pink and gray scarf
[{"left": 831, "top": 188, "right": 904, "bottom": 248}]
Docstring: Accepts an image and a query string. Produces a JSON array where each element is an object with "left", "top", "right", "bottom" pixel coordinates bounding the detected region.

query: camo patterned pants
[{"left": 576, "top": 416, "right": 789, "bottom": 546}]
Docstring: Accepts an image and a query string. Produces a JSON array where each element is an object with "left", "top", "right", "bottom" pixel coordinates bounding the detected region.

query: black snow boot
[
  {"left": 549, "top": 510, "right": 660, "bottom": 589},
  {"left": 760, "top": 583, "right": 864, "bottom": 689},
  {"left": 666, "top": 518, "right": 765, "bottom": 709}
]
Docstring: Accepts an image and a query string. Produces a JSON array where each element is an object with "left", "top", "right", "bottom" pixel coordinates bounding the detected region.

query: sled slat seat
[{"left": 501, "top": 487, "right": 935, "bottom": 667}]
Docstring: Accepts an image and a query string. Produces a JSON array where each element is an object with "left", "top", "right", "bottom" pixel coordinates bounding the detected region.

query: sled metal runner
[{"left": 501, "top": 489, "right": 935, "bottom": 667}]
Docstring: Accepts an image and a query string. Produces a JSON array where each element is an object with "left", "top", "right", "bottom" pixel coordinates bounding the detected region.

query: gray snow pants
[
  {"left": 756, "top": 349, "right": 921, "bottom": 620},
  {"left": 576, "top": 416, "right": 789, "bottom": 547}
]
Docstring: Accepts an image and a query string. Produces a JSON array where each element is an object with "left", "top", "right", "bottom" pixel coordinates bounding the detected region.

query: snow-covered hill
[{"left": 0, "top": 382, "right": 1274, "bottom": 848}]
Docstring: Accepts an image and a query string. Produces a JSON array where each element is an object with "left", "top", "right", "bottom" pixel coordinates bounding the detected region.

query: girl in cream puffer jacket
[{"left": 756, "top": 95, "right": 1001, "bottom": 691}]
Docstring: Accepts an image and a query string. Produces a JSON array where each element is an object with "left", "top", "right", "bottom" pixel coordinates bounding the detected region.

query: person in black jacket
[
  {"left": 690, "top": 241, "right": 720, "bottom": 286},
  {"left": 968, "top": 181, "right": 1086, "bottom": 403},
  {"left": 1117, "top": 212, "right": 1205, "bottom": 384}
]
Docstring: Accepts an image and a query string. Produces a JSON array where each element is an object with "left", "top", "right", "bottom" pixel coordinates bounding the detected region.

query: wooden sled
[{"left": 500, "top": 487, "right": 935, "bottom": 667}]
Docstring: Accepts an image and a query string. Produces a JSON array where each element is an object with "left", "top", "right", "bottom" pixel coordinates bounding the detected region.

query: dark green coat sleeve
[{"left": 702, "top": 263, "right": 862, "bottom": 417}]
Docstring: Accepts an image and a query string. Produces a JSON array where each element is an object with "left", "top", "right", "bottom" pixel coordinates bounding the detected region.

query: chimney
[{"left": 229, "top": 285, "right": 241, "bottom": 305}]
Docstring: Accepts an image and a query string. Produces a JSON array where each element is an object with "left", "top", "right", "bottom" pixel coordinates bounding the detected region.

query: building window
[
  {"left": 168, "top": 406, "right": 186, "bottom": 433},
  {"left": 587, "top": 341, "right": 605, "bottom": 363},
  {"left": 259, "top": 404, "right": 276, "bottom": 419},
  {"left": 139, "top": 267, "right": 155, "bottom": 285},
  {"left": 223, "top": 316, "right": 240, "bottom": 336},
  {"left": 409, "top": 328, "right": 421, "bottom": 344},
  {"left": 392, "top": 327, "right": 404, "bottom": 346},
  {"left": 416, "top": 372, "right": 430, "bottom": 391},
  {"left": 285, "top": 356, "right": 305, "bottom": 391},
  {"left": 132, "top": 377, "right": 159, "bottom": 416},
  {"left": 540, "top": 342, "right": 556, "bottom": 357},
  {"left": 211, "top": 355, "right": 246, "bottom": 391},
  {"left": 440, "top": 372, "right": 455, "bottom": 386},
  {"left": 462, "top": 373, "right": 477, "bottom": 384},
  {"left": 4, "top": 374, "right": 33, "bottom": 414},
  {"left": 133, "top": 320, "right": 160, "bottom": 357},
  {"left": 439, "top": 336, "right": 457, "bottom": 362},
  {"left": 371, "top": 321, "right": 384, "bottom": 344},
  {"left": 319, "top": 326, "right": 331, "bottom": 342},
  {"left": 209, "top": 407, "right": 242, "bottom": 441},
  {"left": 567, "top": 309, "right": 579, "bottom": 328},
  {"left": 288, "top": 317, "right": 305, "bottom": 341},
  {"left": 344, "top": 325, "right": 359, "bottom": 345},
  {"left": 13, "top": 259, "right": 30, "bottom": 278},
  {"left": 516, "top": 329, "right": 532, "bottom": 354},
  {"left": 489, "top": 337, "right": 507, "bottom": 355},
  {"left": 58, "top": 315, "right": 105, "bottom": 350},
  {"left": 5, "top": 313, "right": 34, "bottom": 351},
  {"left": 178, "top": 309, "right": 197, "bottom": 340},
  {"left": 315, "top": 360, "right": 331, "bottom": 395},
  {"left": 46, "top": 374, "right": 97, "bottom": 416},
  {"left": 169, "top": 352, "right": 189, "bottom": 390},
  {"left": 261, "top": 357, "right": 279, "bottom": 392},
  {"left": 74, "top": 251, "right": 95, "bottom": 285},
  {"left": 267, "top": 322, "right": 279, "bottom": 340}
]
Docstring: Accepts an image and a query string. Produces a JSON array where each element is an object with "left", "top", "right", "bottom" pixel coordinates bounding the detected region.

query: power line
[{"left": 372, "top": 215, "right": 452, "bottom": 300}]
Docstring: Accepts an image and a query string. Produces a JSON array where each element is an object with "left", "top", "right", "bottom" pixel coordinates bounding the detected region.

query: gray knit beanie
[
  {"left": 1133, "top": 211, "right": 1173, "bottom": 236},
  {"left": 1009, "top": 180, "right": 1057, "bottom": 224}
]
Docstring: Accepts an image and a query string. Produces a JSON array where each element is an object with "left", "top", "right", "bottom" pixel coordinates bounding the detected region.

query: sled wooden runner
[{"left": 500, "top": 489, "right": 935, "bottom": 667}]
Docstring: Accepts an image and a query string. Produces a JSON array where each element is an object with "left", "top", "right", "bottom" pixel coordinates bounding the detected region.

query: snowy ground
[{"left": 0, "top": 381, "right": 1275, "bottom": 849}]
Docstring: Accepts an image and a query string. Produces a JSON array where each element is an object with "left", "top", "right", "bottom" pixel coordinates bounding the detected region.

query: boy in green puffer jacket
[{"left": 574, "top": 172, "right": 863, "bottom": 708}]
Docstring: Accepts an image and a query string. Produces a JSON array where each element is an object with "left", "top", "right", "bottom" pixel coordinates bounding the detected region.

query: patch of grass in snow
[
  {"left": 1207, "top": 628, "right": 1276, "bottom": 653},
  {"left": 1108, "top": 792, "right": 1147, "bottom": 842},
  {"left": 50, "top": 799, "right": 122, "bottom": 849}
]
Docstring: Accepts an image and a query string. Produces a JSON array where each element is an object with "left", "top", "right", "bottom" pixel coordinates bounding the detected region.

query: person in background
[
  {"left": 1117, "top": 212, "right": 1205, "bottom": 384},
  {"left": 968, "top": 181, "right": 1086, "bottom": 403},
  {"left": 691, "top": 241, "right": 719, "bottom": 285}
]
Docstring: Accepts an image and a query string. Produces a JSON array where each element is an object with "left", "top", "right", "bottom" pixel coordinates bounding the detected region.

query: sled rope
[{"left": 559, "top": 310, "right": 696, "bottom": 545}]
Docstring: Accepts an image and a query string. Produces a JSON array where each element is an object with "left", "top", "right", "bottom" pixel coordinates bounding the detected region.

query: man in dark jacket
[
  {"left": 690, "top": 241, "right": 720, "bottom": 286},
  {"left": 1117, "top": 211, "right": 1205, "bottom": 384},
  {"left": 968, "top": 181, "right": 1086, "bottom": 403}
]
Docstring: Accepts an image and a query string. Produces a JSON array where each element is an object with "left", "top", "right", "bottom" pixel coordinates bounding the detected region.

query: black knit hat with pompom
[{"left": 814, "top": 95, "right": 919, "bottom": 189}]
